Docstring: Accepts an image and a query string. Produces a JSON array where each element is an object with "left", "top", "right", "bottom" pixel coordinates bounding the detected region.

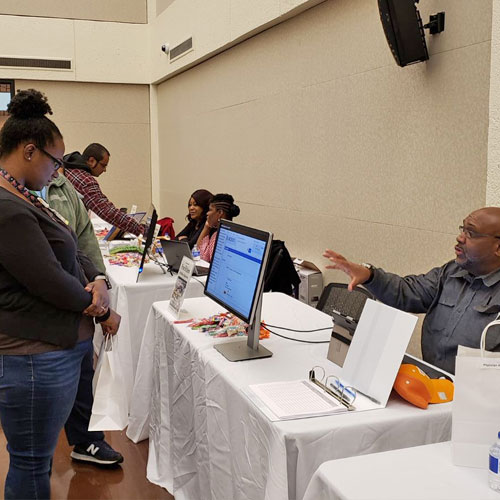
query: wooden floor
[{"left": 0, "top": 429, "right": 174, "bottom": 500}]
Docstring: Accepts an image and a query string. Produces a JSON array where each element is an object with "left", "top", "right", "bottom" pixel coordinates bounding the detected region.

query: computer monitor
[
  {"left": 136, "top": 204, "right": 158, "bottom": 282},
  {"left": 204, "top": 220, "right": 273, "bottom": 361}
]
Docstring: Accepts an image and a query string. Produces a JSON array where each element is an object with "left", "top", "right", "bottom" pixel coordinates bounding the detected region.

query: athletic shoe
[{"left": 70, "top": 440, "right": 124, "bottom": 466}]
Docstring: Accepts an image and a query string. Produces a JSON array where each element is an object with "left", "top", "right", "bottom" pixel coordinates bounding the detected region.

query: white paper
[
  {"left": 168, "top": 256, "right": 195, "bottom": 318},
  {"left": 248, "top": 380, "right": 347, "bottom": 420},
  {"left": 341, "top": 299, "right": 417, "bottom": 407}
]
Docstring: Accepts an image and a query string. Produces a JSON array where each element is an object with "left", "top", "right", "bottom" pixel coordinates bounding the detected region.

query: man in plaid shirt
[{"left": 64, "top": 143, "right": 144, "bottom": 236}]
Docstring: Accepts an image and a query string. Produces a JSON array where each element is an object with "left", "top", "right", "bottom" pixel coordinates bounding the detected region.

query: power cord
[
  {"left": 264, "top": 323, "right": 333, "bottom": 333},
  {"left": 261, "top": 324, "right": 331, "bottom": 344}
]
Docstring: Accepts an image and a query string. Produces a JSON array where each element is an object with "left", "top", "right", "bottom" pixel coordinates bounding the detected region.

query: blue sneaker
[{"left": 71, "top": 440, "right": 124, "bottom": 465}]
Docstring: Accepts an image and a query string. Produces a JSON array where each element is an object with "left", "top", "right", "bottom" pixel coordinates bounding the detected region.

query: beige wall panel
[
  {"left": 17, "top": 81, "right": 150, "bottom": 125},
  {"left": 158, "top": 45, "right": 489, "bottom": 228},
  {"left": 63, "top": 122, "right": 152, "bottom": 212},
  {"left": 0, "top": 1, "right": 147, "bottom": 24},
  {"left": 230, "top": 0, "right": 280, "bottom": 39},
  {"left": 151, "top": 0, "right": 231, "bottom": 82},
  {"left": 156, "top": 0, "right": 176, "bottom": 17},
  {"left": 0, "top": 15, "right": 75, "bottom": 81},
  {"left": 73, "top": 22, "right": 149, "bottom": 84},
  {"left": 17, "top": 80, "right": 151, "bottom": 212},
  {"left": 0, "top": 15, "right": 149, "bottom": 84},
  {"left": 488, "top": 0, "right": 500, "bottom": 205}
]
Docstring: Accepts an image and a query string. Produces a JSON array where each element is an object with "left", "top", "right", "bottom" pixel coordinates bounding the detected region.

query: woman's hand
[
  {"left": 323, "top": 249, "right": 372, "bottom": 291},
  {"left": 101, "top": 309, "right": 121, "bottom": 335},
  {"left": 83, "top": 280, "right": 110, "bottom": 317}
]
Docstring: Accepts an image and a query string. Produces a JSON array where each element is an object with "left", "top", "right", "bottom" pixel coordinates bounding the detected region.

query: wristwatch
[
  {"left": 361, "top": 263, "right": 375, "bottom": 282},
  {"left": 93, "top": 274, "right": 112, "bottom": 290}
]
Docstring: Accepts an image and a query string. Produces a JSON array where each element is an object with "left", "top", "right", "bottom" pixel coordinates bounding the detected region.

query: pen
[{"left": 329, "top": 380, "right": 357, "bottom": 401}]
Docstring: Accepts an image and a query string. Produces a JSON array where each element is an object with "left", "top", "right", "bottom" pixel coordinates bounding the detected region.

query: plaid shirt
[{"left": 65, "top": 168, "right": 144, "bottom": 236}]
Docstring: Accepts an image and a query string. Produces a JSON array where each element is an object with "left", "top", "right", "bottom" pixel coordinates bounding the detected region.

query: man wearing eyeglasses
[
  {"left": 323, "top": 207, "right": 500, "bottom": 374},
  {"left": 64, "top": 143, "right": 144, "bottom": 236}
]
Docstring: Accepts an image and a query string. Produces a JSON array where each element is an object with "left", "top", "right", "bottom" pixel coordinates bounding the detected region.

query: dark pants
[
  {"left": 64, "top": 338, "right": 105, "bottom": 446},
  {"left": 0, "top": 339, "right": 92, "bottom": 500}
]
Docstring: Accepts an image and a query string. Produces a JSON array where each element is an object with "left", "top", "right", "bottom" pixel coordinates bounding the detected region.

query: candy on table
[
  {"left": 188, "top": 313, "right": 270, "bottom": 340},
  {"left": 107, "top": 252, "right": 148, "bottom": 267}
]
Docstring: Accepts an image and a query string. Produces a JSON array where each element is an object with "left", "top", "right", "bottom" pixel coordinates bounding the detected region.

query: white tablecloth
[
  {"left": 97, "top": 260, "right": 206, "bottom": 408},
  {"left": 303, "top": 441, "right": 496, "bottom": 500},
  {"left": 134, "top": 293, "right": 452, "bottom": 500}
]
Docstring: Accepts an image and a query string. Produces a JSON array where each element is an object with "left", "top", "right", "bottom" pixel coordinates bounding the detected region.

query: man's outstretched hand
[{"left": 323, "top": 249, "right": 372, "bottom": 291}]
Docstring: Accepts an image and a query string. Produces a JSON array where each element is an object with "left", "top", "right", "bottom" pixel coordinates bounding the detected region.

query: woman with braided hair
[{"left": 196, "top": 193, "right": 240, "bottom": 262}]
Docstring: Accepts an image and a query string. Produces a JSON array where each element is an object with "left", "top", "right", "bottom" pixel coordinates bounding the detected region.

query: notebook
[{"left": 160, "top": 239, "right": 209, "bottom": 276}]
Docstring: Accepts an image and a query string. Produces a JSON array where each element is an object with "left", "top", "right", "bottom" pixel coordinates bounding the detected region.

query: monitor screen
[
  {"left": 205, "top": 220, "right": 272, "bottom": 325},
  {"left": 136, "top": 204, "right": 158, "bottom": 281}
]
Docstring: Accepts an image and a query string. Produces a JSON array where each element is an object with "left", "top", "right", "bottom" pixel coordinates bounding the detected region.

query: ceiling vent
[
  {"left": 169, "top": 37, "right": 193, "bottom": 63},
  {"left": 0, "top": 57, "right": 72, "bottom": 70}
]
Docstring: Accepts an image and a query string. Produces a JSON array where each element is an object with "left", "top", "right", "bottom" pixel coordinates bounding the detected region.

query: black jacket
[
  {"left": 63, "top": 151, "right": 92, "bottom": 173},
  {"left": 0, "top": 188, "right": 98, "bottom": 348}
]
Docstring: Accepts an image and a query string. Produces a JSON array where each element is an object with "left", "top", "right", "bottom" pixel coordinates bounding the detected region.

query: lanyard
[{"left": 0, "top": 166, "right": 69, "bottom": 227}]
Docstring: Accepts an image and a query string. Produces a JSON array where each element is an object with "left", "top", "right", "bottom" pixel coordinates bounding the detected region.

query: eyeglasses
[
  {"left": 458, "top": 225, "right": 500, "bottom": 240},
  {"left": 38, "top": 147, "right": 64, "bottom": 170},
  {"left": 96, "top": 159, "right": 108, "bottom": 169}
]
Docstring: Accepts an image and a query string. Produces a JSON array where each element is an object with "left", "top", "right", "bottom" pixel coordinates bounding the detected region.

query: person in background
[
  {"left": 64, "top": 143, "right": 144, "bottom": 236},
  {"left": 323, "top": 207, "right": 500, "bottom": 374},
  {"left": 176, "top": 189, "right": 213, "bottom": 249},
  {"left": 197, "top": 193, "right": 240, "bottom": 262},
  {"left": 37, "top": 172, "right": 123, "bottom": 465},
  {"left": 40, "top": 173, "right": 106, "bottom": 274},
  {"left": 0, "top": 89, "right": 120, "bottom": 499}
]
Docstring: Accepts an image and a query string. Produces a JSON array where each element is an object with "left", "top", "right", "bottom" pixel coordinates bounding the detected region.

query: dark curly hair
[
  {"left": 0, "top": 89, "right": 62, "bottom": 157},
  {"left": 186, "top": 189, "right": 213, "bottom": 222},
  {"left": 211, "top": 193, "right": 240, "bottom": 220}
]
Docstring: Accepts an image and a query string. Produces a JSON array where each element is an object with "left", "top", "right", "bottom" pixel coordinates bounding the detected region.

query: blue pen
[{"left": 329, "top": 379, "right": 357, "bottom": 403}]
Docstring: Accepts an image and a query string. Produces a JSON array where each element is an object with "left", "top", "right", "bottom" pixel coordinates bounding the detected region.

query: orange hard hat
[{"left": 393, "top": 364, "right": 454, "bottom": 409}]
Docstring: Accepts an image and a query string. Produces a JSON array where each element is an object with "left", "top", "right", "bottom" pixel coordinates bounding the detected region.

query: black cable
[
  {"left": 264, "top": 323, "right": 333, "bottom": 333},
  {"left": 262, "top": 325, "right": 331, "bottom": 344}
]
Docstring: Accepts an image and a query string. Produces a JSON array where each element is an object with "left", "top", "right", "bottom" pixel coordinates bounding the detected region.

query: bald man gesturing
[{"left": 323, "top": 208, "right": 500, "bottom": 374}]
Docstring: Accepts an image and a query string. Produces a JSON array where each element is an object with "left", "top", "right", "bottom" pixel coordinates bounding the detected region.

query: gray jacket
[{"left": 364, "top": 261, "right": 500, "bottom": 374}]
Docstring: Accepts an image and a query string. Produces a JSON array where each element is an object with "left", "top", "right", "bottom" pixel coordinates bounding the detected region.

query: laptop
[
  {"left": 103, "top": 211, "right": 146, "bottom": 241},
  {"left": 160, "top": 239, "right": 209, "bottom": 276}
]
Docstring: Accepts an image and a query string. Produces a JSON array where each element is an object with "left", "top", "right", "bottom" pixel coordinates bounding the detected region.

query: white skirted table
[
  {"left": 302, "top": 441, "right": 496, "bottom": 500},
  {"left": 129, "top": 292, "right": 452, "bottom": 500},
  {"left": 96, "top": 259, "right": 206, "bottom": 406}
]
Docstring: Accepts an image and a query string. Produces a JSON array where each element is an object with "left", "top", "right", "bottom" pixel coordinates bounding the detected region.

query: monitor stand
[{"left": 214, "top": 294, "right": 273, "bottom": 362}]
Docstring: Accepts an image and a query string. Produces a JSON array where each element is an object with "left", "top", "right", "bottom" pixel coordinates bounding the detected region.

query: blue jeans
[{"left": 0, "top": 339, "right": 91, "bottom": 500}]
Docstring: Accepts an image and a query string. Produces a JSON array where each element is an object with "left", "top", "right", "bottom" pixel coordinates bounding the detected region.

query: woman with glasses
[
  {"left": 0, "top": 89, "right": 118, "bottom": 499},
  {"left": 176, "top": 189, "right": 213, "bottom": 249},
  {"left": 196, "top": 193, "right": 240, "bottom": 262}
]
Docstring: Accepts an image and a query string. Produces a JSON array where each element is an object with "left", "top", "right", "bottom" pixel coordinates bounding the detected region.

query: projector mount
[{"left": 423, "top": 11, "right": 445, "bottom": 35}]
